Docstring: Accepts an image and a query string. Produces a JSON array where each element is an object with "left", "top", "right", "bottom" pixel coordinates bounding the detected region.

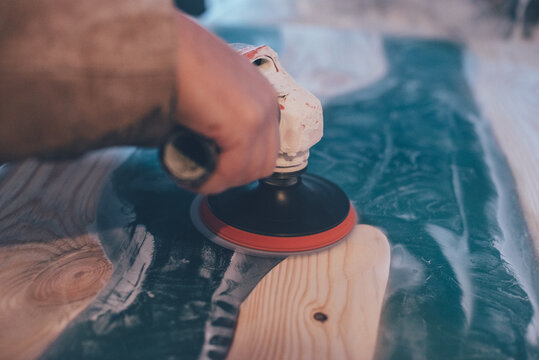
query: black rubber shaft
[{"left": 206, "top": 173, "right": 350, "bottom": 237}]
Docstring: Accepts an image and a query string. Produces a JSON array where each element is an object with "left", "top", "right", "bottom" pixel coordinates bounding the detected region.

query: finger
[
  {"left": 197, "top": 145, "right": 253, "bottom": 194},
  {"left": 251, "top": 136, "right": 274, "bottom": 180}
]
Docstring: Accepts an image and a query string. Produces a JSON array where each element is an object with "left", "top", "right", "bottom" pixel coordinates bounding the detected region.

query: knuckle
[
  {"left": 239, "top": 102, "right": 265, "bottom": 128},
  {"left": 238, "top": 97, "right": 276, "bottom": 129},
  {"left": 220, "top": 160, "right": 246, "bottom": 185},
  {"left": 261, "top": 165, "right": 274, "bottom": 178}
]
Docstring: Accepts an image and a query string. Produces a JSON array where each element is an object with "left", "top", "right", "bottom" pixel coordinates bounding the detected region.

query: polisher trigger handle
[{"left": 160, "top": 125, "right": 220, "bottom": 189}]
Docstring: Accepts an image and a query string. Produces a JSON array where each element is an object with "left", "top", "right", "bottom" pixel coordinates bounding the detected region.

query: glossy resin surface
[{"left": 1, "top": 25, "right": 536, "bottom": 360}]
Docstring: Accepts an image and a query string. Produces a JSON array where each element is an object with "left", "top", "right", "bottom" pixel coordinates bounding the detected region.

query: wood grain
[
  {"left": 0, "top": 237, "right": 111, "bottom": 360},
  {"left": 0, "top": 151, "right": 126, "bottom": 360},
  {"left": 228, "top": 225, "right": 391, "bottom": 360}
]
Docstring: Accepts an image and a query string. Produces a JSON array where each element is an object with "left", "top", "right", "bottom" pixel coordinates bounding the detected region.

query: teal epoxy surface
[
  {"left": 42, "top": 27, "right": 539, "bottom": 359},
  {"left": 42, "top": 150, "right": 233, "bottom": 359},
  {"left": 42, "top": 149, "right": 282, "bottom": 360},
  {"left": 311, "top": 38, "right": 539, "bottom": 359}
]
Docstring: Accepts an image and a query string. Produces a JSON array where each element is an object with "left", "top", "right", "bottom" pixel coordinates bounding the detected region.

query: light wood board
[
  {"left": 0, "top": 152, "right": 123, "bottom": 360},
  {"left": 0, "top": 237, "right": 111, "bottom": 360},
  {"left": 228, "top": 225, "right": 391, "bottom": 360}
]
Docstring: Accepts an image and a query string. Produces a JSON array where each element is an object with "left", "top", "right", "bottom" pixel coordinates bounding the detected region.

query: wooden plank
[
  {"left": 0, "top": 152, "right": 125, "bottom": 360},
  {"left": 228, "top": 225, "right": 391, "bottom": 360},
  {"left": 0, "top": 237, "right": 111, "bottom": 360}
]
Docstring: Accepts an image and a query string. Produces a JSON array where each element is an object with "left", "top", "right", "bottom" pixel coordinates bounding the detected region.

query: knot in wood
[{"left": 313, "top": 312, "right": 328, "bottom": 323}]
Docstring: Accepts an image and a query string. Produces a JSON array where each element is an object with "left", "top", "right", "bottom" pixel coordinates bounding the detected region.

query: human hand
[{"left": 174, "top": 13, "right": 280, "bottom": 194}]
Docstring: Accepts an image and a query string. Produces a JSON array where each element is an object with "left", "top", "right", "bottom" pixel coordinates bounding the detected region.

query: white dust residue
[
  {"left": 88, "top": 225, "right": 154, "bottom": 333},
  {"left": 426, "top": 162, "right": 473, "bottom": 327},
  {"left": 378, "top": 245, "right": 428, "bottom": 358},
  {"left": 385, "top": 244, "right": 426, "bottom": 301},
  {"left": 426, "top": 223, "right": 473, "bottom": 326},
  {"left": 199, "top": 252, "right": 282, "bottom": 360},
  {"left": 465, "top": 49, "right": 539, "bottom": 348},
  {"left": 199, "top": 245, "right": 217, "bottom": 279}
]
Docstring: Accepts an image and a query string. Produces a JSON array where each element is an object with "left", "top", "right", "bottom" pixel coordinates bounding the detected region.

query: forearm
[{"left": 0, "top": 0, "right": 178, "bottom": 162}]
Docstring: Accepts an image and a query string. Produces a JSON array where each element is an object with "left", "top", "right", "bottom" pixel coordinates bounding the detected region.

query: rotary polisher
[{"left": 161, "top": 44, "right": 356, "bottom": 257}]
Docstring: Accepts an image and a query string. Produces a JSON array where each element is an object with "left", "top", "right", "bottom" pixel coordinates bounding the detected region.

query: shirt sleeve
[{"left": 0, "top": 0, "right": 178, "bottom": 161}]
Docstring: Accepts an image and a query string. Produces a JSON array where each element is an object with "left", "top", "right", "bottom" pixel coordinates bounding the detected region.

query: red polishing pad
[{"left": 190, "top": 173, "right": 357, "bottom": 257}]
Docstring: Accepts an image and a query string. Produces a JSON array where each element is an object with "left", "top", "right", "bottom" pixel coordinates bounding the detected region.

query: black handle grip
[{"left": 159, "top": 126, "right": 220, "bottom": 189}]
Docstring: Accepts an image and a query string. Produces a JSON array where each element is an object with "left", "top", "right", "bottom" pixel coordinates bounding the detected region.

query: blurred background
[{"left": 177, "top": 0, "right": 539, "bottom": 39}]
